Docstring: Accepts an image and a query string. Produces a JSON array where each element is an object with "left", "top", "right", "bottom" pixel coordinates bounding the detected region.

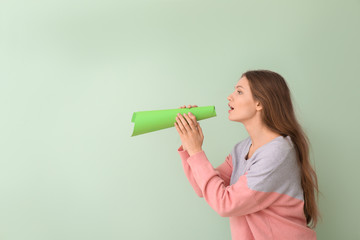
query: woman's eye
[{"left": 237, "top": 91, "right": 242, "bottom": 94}]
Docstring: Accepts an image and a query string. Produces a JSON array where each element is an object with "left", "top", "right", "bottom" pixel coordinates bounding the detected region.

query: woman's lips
[{"left": 228, "top": 103, "right": 234, "bottom": 113}]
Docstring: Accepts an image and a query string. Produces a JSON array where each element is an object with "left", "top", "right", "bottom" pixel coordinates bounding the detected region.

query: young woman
[{"left": 174, "top": 70, "right": 319, "bottom": 240}]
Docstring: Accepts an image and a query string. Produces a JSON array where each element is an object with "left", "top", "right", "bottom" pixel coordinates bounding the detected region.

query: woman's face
[{"left": 227, "top": 76, "right": 261, "bottom": 122}]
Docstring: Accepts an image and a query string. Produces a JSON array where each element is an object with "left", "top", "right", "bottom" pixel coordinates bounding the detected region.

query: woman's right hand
[{"left": 178, "top": 105, "right": 198, "bottom": 151}]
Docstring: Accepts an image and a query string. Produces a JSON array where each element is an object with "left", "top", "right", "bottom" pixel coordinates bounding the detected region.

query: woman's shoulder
[
  {"left": 230, "top": 135, "right": 295, "bottom": 163},
  {"left": 252, "top": 136, "right": 297, "bottom": 169},
  {"left": 259, "top": 135, "right": 295, "bottom": 157},
  {"left": 231, "top": 136, "right": 251, "bottom": 154}
]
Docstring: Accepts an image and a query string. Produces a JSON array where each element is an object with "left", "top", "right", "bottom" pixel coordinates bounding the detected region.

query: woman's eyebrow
[{"left": 234, "top": 85, "right": 244, "bottom": 89}]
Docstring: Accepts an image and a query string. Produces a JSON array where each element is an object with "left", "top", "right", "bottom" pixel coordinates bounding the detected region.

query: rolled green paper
[{"left": 131, "top": 106, "right": 217, "bottom": 136}]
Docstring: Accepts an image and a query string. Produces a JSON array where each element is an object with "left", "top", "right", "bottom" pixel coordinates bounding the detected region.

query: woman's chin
[{"left": 228, "top": 115, "right": 242, "bottom": 122}]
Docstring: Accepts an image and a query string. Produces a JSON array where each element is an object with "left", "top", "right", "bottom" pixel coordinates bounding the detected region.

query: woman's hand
[{"left": 175, "top": 105, "right": 204, "bottom": 156}]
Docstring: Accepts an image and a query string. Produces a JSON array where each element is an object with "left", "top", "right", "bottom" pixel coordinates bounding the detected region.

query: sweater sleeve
[
  {"left": 177, "top": 145, "right": 233, "bottom": 198},
  {"left": 185, "top": 149, "right": 296, "bottom": 217}
]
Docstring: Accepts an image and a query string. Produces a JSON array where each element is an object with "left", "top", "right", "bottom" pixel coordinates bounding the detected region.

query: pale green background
[{"left": 1, "top": 0, "right": 359, "bottom": 239}]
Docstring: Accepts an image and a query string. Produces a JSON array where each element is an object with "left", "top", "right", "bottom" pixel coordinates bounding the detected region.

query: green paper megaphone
[{"left": 131, "top": 106, "right": 217, "bottom": 136}]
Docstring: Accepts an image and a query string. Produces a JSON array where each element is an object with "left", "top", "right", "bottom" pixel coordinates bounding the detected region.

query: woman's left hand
[{"left": 175, "top": 112, "right": 204, "bottom": 156}]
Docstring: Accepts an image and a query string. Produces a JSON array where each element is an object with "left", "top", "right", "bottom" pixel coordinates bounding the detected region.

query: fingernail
[{"left": 188, "top": 112, "right": 192, "bottom": 116}]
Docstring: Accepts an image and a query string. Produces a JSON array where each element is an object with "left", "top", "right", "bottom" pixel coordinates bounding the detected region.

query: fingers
[
  {"left": 176, "top": 114, "right": 189, "bottom": 133},
  {"left": 179, "top": 105, "right": 198, "bottom": 109},
  {"left": 198, "top": 123, "right": 203, "bottom": 138},
  {"left": 187, "top": 105, "right": 198, "bottom": 108},
  {"left": 177, "top": 105, "right": 199, "bottom": 133},
  {"left": 183, "top": 113, "right": 199, "bottom": 132},
  {"left": 175, "top": 112, "right": 203, "bottom": 147},
  {"left": 175, "top": 115, "right": 186, "bottom": 134},
  {"left": 174, "top": 120, "right": 183, "bottom": 135},
  {"left": 176, "top": 113, "right": 197, "bottom": 133}
]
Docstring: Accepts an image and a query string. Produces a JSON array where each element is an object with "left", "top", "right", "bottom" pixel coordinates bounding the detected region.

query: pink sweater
[{"left": 178, "top": 136, "right": 316, "bottom": 240}]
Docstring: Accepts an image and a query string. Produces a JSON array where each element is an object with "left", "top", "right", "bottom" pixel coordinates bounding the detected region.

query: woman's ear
[{"left": 255, "top": 101, "right": 263, "bottom": 111}]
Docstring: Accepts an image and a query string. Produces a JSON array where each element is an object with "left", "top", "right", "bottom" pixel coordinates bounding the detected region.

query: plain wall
[{"left": 1, "top": 0, "right": 359, "bottom": 239}]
